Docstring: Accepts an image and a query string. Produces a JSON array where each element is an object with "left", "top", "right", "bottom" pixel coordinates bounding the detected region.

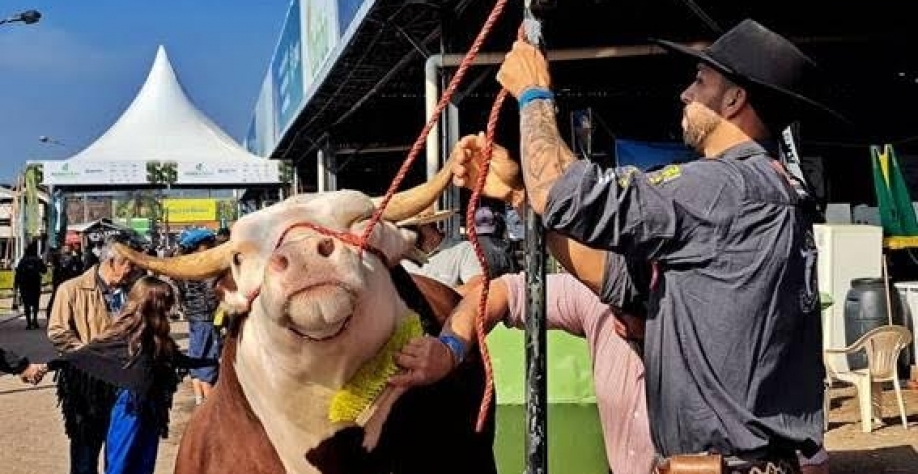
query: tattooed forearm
[{"left": 520, "top": 99, "right": 577, "bottom": 215}]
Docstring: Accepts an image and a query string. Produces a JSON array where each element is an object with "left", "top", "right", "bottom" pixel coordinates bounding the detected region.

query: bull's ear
[
  {"left": 401, "top": 229, "right": 429, "bottom": 265},
  {"left": 352, "top": 220, "right": 420, "bottom": 268}
]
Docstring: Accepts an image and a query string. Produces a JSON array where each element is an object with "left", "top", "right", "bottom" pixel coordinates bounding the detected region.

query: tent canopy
[
  {"left": 37, "top": 46, "right": 280, "bottom": 188},
  {"left": 67, "top": 218, "right": 147, "bottom": 245}
]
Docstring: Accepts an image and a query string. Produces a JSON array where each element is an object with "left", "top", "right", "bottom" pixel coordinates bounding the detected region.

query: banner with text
[
  {"left": 42, "top": 160, "right": 147, "bottom": 186},
  {"left": 163, "top": 199, "right": 218, "bottom": 223},
  {"left": 245, "top": 0, "right": 376, "bottom": 158},
  {"left": 39, "top": 160, "right": 280, "bottom": 186},
  {"left": 271, "top": 0, "right": 305, "bottom": 138}
]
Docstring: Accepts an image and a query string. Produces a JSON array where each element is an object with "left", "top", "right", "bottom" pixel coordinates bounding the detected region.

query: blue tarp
[{"left": 615, "top": 139, "right": 696, "bottom": 171}]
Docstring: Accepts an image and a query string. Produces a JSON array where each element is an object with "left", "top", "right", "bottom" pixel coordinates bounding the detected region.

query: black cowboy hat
[{"left": 653, "top": 19, "right": 846, "bottom": 123}]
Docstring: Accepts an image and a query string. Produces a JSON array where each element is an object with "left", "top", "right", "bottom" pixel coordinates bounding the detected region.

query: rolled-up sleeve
[
  {"left": 543, "top": 159, "right": 741, "bottom": 264},
  {"left": 599, "top": 252, "right": 650, "bottom": 314}
]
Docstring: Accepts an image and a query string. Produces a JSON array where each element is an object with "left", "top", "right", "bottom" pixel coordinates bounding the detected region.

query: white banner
[
  {"left": 40, "top": 160, "right": 280, "bottom": 186},
  {"left": 174, "top": 160, "right": 280, "bottom": 185},
  {"left": 43, "top": 160, "right": 148, "bottom": 186}
]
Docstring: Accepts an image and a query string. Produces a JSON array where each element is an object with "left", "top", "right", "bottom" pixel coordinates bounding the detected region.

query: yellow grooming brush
[{"left": 328, "top": 312, "right": 423, "bottom": 424}]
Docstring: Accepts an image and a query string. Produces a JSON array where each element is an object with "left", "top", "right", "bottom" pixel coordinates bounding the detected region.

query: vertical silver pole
[
  {"left": 522, "top": 4, "right": 548, "bottom": 473},
  {"left": 524, "top": 203, "right": 548, "bottom": 474}
]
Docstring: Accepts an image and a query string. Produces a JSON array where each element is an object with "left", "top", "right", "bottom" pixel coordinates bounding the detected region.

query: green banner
[
  {"left": 24, "top": 167, "right": 41, "bottom": 238},
  {"left": 871, "top": 144, "right": 918, "bottom": 236}
]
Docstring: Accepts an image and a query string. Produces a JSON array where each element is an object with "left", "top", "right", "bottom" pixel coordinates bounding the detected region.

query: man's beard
[{"left": 682, "top": 104, "right": 722, "bottom": 153}]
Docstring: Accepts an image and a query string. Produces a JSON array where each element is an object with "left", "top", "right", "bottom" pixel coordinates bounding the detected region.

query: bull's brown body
[
  {"left": 112, "top": 172, "right": 495, "bottom": 473},
  {"left": 174, "top": 274, "right": 496, "bottom": 474}
]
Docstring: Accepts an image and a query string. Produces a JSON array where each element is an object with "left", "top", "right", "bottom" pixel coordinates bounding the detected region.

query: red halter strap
[{"left": 242, "top": 221, "right": 389, "bottom": 312}]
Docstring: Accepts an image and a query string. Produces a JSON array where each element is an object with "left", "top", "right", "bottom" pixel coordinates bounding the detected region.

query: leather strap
[{"left": 655, "top": 454, "right": 724, "bottom": 474}]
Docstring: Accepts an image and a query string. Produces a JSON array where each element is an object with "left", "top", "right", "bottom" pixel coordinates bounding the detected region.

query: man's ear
[{"left": 724, "top": 87, "right": 747, "bottom": 117}]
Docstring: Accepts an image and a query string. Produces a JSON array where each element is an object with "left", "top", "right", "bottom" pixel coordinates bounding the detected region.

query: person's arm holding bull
[
  {"left": 390, "top": 277, "right": 511, "bottom": 385},
  {"left": 450, "top": 134, "right": 608, "bottom": 294},
  {"left": 391, "top": 265, "right": 646, "bottom": 388}
]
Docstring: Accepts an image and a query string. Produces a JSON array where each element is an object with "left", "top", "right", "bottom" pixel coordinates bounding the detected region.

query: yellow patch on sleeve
[
  {"left": 616, "top": 166, "right": 639, "bottom": 188},
  {"left": 647, "top": 164, "right": 682, "bottom": 185}
]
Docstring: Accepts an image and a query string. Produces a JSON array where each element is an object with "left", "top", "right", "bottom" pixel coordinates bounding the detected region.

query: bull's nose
[{"left": 269, "top": 236, "right": 338, "bottom": 273}]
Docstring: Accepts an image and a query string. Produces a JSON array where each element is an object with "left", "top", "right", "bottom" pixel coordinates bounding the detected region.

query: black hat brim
[{"left": 653, "top": 39, "right": 848, "bottom": 124}]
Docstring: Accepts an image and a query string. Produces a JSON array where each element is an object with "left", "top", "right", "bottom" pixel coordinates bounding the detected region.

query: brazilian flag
[{"left": 871, "top": 144, "right": 918, "bottom": 236}]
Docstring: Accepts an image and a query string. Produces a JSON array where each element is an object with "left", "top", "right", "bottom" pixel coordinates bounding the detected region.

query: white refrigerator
[{"left": 814, "top": 224, "right": 884, "bottom": 372}]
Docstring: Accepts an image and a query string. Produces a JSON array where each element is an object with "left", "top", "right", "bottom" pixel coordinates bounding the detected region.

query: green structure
[
  {"left": 871, "top": 144, "right": 918, "bottom": 237},
  {"left": 488, "top": 325, "right": 608, "bottom": 473}
]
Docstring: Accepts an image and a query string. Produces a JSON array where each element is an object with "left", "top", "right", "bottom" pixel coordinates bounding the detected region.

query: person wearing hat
[
  {"left": 449, "top": 18, "right": 833, "bottom": 474},
  {"left": 175, "top": 228, "right": 222, "bottom": 406},
  {"left": 399, "top": 208, "right": 485, "bottom": 293}
]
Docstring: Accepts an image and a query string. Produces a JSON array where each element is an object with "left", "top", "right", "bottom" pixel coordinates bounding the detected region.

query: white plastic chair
[{"left": 824, "top": 325, "right": 913, "bottom": 432}]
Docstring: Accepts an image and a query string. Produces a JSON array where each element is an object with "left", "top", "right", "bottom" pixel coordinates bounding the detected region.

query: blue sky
[{"left": 0, "top": 1, "right": 288, "bottom": 184}]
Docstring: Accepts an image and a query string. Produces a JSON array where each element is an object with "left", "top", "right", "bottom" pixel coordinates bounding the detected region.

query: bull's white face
[{"left": 225, "top": 190, "right": 418, "bottom": 388}]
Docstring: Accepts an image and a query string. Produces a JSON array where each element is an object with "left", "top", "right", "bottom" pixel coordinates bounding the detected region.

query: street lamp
[{"left": 0, "top": 10, "right": 41, "bottom": 27}]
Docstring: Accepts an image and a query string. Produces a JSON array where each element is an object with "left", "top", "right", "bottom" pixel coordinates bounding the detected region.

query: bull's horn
[
  {"left": 113, "top": 243, "right": 232, "bottom": 280},
  {"left": 372, "top": 152, "right": 456, "bottom": 222}
]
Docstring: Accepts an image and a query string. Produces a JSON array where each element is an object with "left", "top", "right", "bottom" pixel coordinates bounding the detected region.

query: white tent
[{"left": 37, "top": 46, "right": 280, "bottom": 187}]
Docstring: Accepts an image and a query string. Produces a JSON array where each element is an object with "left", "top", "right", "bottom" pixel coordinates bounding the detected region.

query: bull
[{"left": 114, "top": 167, "right": 496, "bottom": 474}]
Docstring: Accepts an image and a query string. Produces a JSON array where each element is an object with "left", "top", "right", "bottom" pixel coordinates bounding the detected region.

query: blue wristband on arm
[
  {"left": 518, "top": 87, "right": 554, "bottom": 110},
  {"left": 438, "top": 334, "right": 467, "bottom": 365}
]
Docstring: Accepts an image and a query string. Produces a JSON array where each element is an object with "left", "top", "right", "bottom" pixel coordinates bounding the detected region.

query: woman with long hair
[{"left": 47, "top": 275, "right": 216, "bottom": 474}]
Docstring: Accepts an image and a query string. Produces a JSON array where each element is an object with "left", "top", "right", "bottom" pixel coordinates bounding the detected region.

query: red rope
[
  {"left": 352, "top": 0, "right": 551, "bottom": 434},
  {"left": 468, "top": 22, "right": 532, "bottom": 434},
  {"left": 355, "top": 0, "right": 513, "bottom": 434},
  {"left": 357, "top": 0, "right": 510, "bottom": 247},
  {"left": 467, "top": 87, "right": 510, "bottom": 432}
]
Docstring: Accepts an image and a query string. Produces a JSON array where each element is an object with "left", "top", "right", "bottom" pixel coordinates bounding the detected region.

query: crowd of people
[
  {"left": 3, "top": 228, "right": 226, "bottom": 474},
  {"left": 2, "top": 17, "right": 842, "bottom": 474}
]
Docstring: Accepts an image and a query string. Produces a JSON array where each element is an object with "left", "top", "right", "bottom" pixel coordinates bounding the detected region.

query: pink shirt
[{"left": 501, "top": 273, "right": 655, "bottom": 474}]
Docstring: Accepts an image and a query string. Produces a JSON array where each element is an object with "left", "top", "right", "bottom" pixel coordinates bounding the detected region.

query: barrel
[{"left": 844, "top": 278, "right": 904, "bottom": 371}]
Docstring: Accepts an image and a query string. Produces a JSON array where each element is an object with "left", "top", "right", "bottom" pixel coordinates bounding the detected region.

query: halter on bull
[{"left": 113, "top": 159, "right": 497, "bottom": 474}]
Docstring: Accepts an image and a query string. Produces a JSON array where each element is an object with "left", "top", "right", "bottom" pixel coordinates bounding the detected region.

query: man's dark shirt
[
  {"left": 478, "top": 235, "right": 519, "bottom": 278},
  {"left": 543, "top": 141, "right": 824, "bottom": 458}
]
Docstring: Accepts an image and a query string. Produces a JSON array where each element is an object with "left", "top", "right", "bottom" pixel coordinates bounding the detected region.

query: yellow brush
[{"left": 328, "top": 312, "right": 423, "bottom": 424}]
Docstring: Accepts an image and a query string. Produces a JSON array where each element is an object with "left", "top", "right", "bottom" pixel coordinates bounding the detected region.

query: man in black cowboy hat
[{"left": 444, "top": 18, "right": 832, "bottom": 473}]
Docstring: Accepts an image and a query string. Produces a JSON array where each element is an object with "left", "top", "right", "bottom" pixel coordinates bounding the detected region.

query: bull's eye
[{"left": 233, "top": 252, "right": 243, "bottom": 267}]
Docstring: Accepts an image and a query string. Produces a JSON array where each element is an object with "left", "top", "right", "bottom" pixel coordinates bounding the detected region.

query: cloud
[{"left": 0, "top": 27, "right": 120, "bottom": 78}]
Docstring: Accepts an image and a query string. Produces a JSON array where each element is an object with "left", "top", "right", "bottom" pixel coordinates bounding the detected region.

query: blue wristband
[
  {"left": 438, "top": 334, "right": 467, "bottom": 365},
  {"left": 518, "top": 87, "right": 554, "bottom": 110}
]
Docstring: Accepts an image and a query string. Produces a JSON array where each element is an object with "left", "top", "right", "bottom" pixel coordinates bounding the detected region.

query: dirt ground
[
  {"left": 2, "top": 295, "right": 918, "bottom": 473},
  {"left": 0, "top": 294, "right": 192, "bottom": 474}
]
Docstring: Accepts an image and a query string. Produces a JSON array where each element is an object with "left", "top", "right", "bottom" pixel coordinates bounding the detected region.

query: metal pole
[
  {"left": 524, "top": 203, "right": 548, "bottom": 474},
  {"left": 523, "top": 4, "right": 549, "bottom": 473}
]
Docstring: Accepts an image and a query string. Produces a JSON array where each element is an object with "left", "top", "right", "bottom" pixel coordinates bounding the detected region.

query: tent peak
[{"left": 60, "top": 44, "right": 264, "bottom": 164}]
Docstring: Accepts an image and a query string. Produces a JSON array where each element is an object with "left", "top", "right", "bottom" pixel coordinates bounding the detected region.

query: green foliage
[
  {"left": 145, "top": 161, "right": 179, "bottom": 185},
  {"left": 279, "top": 160, "right": 294, "bottom": 184}
]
